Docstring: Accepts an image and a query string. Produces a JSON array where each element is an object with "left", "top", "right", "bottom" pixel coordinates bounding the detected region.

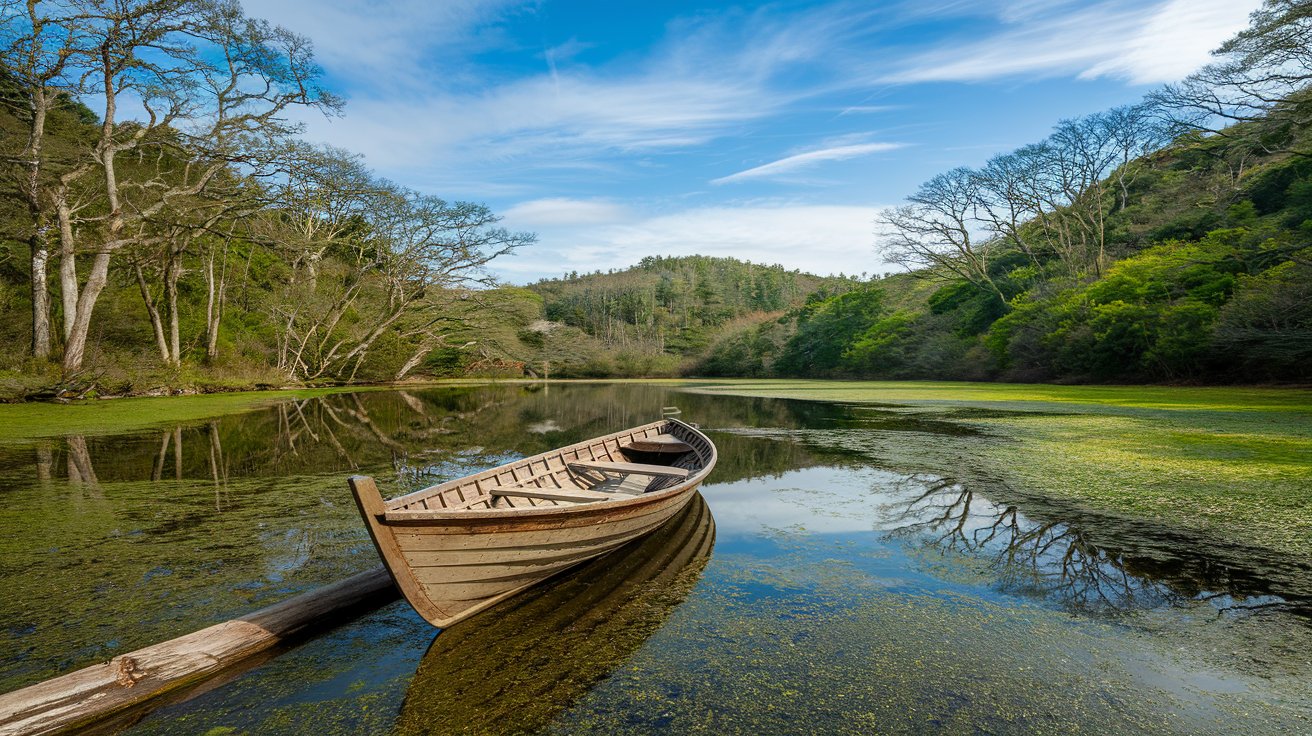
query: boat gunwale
[{"left": 372, "top": 418, "right": 717, "bottom": 523}]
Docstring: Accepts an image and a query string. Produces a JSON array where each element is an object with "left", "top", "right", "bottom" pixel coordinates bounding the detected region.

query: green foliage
[
  {"left": 986, "top": 233, "right": 1254, "bottom": 380},
  {"left": 1212, "top": 258, "right": 1312, "bottom": 380},
  {"left": 694, "top": 318, "right": 792, "bottom": 377},
  {"left": 844, "top": 311, "right": 915, "bottom": 373},
  {"left": 530, "top": 256, "right": 856, "bottom": 360},
  {"left": 698, "top": 103, "right": 1312, "bottom": 384},
  {"left": 775, "top": 286, "right": 886, "bottom": 376}
]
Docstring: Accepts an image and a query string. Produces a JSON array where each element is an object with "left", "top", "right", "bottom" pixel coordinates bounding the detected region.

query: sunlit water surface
[{"left": 0, "top": 384, "right": 1308, "bottom": 734}]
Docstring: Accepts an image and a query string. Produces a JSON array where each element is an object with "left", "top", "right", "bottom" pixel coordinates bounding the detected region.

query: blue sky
[{"left": 240, "top": 0, "right": 1259, "bottom": 284}]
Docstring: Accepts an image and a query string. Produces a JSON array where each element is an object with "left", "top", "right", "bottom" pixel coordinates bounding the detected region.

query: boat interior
[{"left": 382, "top": 420, "right": 712, "bottom": 518}]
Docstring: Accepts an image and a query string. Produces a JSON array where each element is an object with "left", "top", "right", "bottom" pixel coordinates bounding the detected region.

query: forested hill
[
  {"left": 524, "top": 256, "right": 857, "bottom": 359},
  {"left": 696, "top": 109, "right": 1312, "bottom": 383}
]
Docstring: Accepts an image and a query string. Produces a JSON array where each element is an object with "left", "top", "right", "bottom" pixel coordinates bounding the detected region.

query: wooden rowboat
[
  {"left": 394, "top": 493, "right": 715, "bottom": 735},
  {"left": 349, "top": 418, "right": 717, "bottom": 628}
]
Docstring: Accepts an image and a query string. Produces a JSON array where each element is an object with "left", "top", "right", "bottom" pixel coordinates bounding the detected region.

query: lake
[{"left": 1, "top": 382, "right": 1309, "bottom": 734}]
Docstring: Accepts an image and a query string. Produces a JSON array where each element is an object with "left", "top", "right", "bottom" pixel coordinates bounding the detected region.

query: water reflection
[
  {"left": 0, "top": 385, "right": 831, "bottom": 694},
  {"left": 1, "top": 385, "right": 1308, "bottom": 734},
  {"left": 882, "top": 475, "right": 1307, "bottom": 617},
  {"left": 0, "top": 386, "right": 1297, "bottom": 734},
  {"left": 0, "top": 385, "right": 847, "bottom": 489},
  {"left": 393, "top": 494, "right": 715, "bottom": 736}
]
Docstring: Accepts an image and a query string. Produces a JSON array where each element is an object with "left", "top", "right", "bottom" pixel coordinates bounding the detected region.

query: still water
[{"left": 1, "top": 384, "right": 1309, "bottom": 734}]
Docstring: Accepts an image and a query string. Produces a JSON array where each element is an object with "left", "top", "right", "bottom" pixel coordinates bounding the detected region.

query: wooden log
[{"left": 0, "top": 566, "right": 396, "bottom": 736}]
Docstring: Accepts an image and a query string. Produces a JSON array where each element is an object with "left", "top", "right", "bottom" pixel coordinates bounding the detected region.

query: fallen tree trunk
[{"left": 0, "top": 567, "right": 396, "bottom": 736}]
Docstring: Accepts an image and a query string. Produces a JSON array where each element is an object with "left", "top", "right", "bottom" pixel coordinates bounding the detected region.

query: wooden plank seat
[
  {"left": 567, "top": 460, "right": 690, "bottom": 479},
  {"left": 489, "top": 486, "right": 616, "bottom": 503},
  {"left": 588, "top": 474, "right": 659, "bottom": 496},
  {"left": 622, "top": 435, "right": 694, "bottom": 454}
]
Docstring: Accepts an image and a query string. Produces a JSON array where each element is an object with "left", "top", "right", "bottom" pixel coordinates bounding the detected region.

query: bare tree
[
  {"left": 41, "top": 0, "right": 338, "bottom": 373},
  {"left": 270, "top": 177, "right": 533, "bottom": 380},
  {"left": 972, "top": 148, "right": 1048, "bottom": 269},
  {"left": 877, "top": 167, "right": 1009, "bottom": 306},
  {"left": 1154, "top": 1, "right": 1312, "bottom": 154}
]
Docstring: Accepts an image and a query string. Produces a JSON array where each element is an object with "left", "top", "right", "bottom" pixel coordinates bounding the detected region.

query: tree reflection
[
  {"left": 207, "top": 422, "right": 229, "bottom": 511},
  {"left": 34, "top": 442, "right": 52, "bottom": 483},
  {"left": 884, "top": 475, "right": 1304, "bottom": 617},
  {"left": 64, "top": 435, "right": 99, "bottom": 487},
  {"left": 18, "top": 384, "right": 849, "bottom": 489}
]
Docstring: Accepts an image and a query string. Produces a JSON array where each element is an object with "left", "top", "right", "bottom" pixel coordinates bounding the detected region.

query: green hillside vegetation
[
  {"left": 694, "top": 3, "right": 1312, "bottom": 384},
  {"left": 695, "top": 121, "right": 1312, "bottom": 383},
  {"left": 516, "top": 256, "right": 859, "bottom": 378},
  {"left": 0, "top": 3, "right": 532, "bottom": 399}
]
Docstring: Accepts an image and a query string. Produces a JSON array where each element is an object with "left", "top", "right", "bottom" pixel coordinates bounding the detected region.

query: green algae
[
  {"left": 0, "top": 387, "right": 367, "bottom": 444},
  {"left": 679, "top": 378, "right": 1312, "bottom": 413},
  {"left": 676, "top": 379, "right": 1312, "bottom": 560},
  {"left": 3, "top": 382, "right": 1310, "bottom": 735}
]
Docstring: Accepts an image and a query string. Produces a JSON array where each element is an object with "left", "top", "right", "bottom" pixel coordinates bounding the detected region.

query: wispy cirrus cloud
[
  {"left": 240, "top": 0, "right": 527, "bottom": 88},
  {"left": 712, "top": 141, "right": 907, "bottom": 185},
  {"left": 883, "top": 0, "right": 1259, "bottom": 85},
  {"left": 275, "top": 1, "right": 891, "bottom": 183},
  {"left": 295, "top": 71, "right": 779, "bottom": 186}
]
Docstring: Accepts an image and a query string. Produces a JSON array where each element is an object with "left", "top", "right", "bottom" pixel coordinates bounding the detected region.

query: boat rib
[{"left": 350, "top": 418, "right": 717, "bottom": 628}]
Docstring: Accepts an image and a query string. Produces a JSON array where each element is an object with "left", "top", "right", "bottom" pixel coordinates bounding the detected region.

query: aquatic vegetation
[
  {"left": 680, "top": 379, "right": 1312, "bottom": 558},
  {"left": 3, "top": 383, "right": 1309, "bottom": 734},
  {"left": 0, "top": 387, "right": 369, "bottom": 444}
]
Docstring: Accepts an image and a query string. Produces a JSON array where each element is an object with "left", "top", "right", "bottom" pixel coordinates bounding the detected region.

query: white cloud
[
  {"left": 712, "top": 142, "right": 907, "bottom": 185},
  {"left": 266, "top": 1, "right": 889, "bottom": 186},
  {"left": 493, "top": 203, "right": 891, "bottom": 283},
  {"left": 501, "top": 198, "right": 630, "bottom": 226},
  {"left": 1079, "top": 0, "right": 1259, "bottom": 84},
  {"left": 884, "top": 0, "right": 1260, "bottom": 85},
  {"left": 293, "top": 70, "right": 777, "bottom": 181},
  {"left": 839, "top": 105, "right": 899, "bottom": 116}
]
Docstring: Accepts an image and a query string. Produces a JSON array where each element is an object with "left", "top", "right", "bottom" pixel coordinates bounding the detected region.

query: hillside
[
  {"left": 695, "top": 113, "right": 1312, "bottom": 383},
  {"left": 506, "top": 256, "right": 859, "bottom": 377}
]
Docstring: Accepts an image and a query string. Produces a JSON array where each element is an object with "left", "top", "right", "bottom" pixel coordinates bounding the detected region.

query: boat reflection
[{"left": 392, "top": 492, "right": 715, "bottom": 736}]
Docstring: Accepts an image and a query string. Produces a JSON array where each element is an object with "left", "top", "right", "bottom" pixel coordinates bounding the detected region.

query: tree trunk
[
  {"left": 24, "top": 88, "right": 52, "bottom": 359},
  {"left": 204, "top": 241, "right": 228, "bottom": 363},
  {"left": 135, "top": 264, "right": 171, "bottom": 364},
  {"left": 31, "top": 238, "right": 51, "bottom": 359},
  {"left": 63, "top": 54, "right": 122, "bottom": 375},
  {"left": 164, "top": 253, "right": 182, "bottom": 367},
  {"left": 394, "top": 338, "right": 438, "bottom": 381},
  {"left": 62, "top": 250, "right": 112, "bottom": 374},
  {"left": 56, "top": 191, "right": 79, "bottom": 344}
]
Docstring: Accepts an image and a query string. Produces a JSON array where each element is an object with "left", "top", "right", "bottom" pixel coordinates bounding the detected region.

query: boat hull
[{"left": 350, "top": 419, "right": 716, "bottom": 628}]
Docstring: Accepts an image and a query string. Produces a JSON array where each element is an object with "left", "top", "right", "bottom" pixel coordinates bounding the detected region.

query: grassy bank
[{"left": 678, "top": 379, "right": 1312, "bottom": 560}]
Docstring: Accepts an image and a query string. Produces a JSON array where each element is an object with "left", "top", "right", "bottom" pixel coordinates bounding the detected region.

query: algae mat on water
[
  {"left": 0, "top": 386, "right": 389, "bottom": 443},
  {"left": 678, "top": 379, "right": 1312, "bottom": 559}
]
